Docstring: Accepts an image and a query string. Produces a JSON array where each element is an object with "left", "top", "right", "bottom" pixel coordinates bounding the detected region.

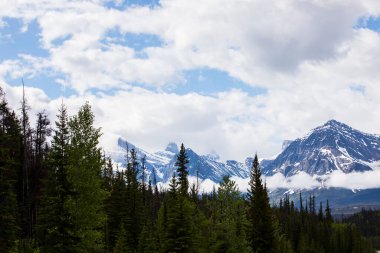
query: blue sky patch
[
  {"left": 0, "top": 18, "right": 48, "bottom": 61},
  {"left": 106, "top": 0, "right": 161, "bottom": 10},
  {"left": 102, "top": 28, "right": 163, "bottom": 54},
  {"left": 5, "top": 74, "right": 77, "bottom": 99},
  {"left": 354, "top": 16, "right": 380, "bottom": 32},
  {"left": 170, "top": 68, "right": 267, "bottom": 97}
]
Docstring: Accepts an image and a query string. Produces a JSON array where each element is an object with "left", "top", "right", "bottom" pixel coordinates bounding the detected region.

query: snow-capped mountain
[
  {"left": 113, "top": 138, "right": 250, "bottom": 183},
  {"left": 261, "top": 120, "right": 380, "bottom": 176},
  {"left": 112, "top": 119, "right": 380, "bottom": 185},
  {"left": 112, "top": 120, "right": 380, "bottom": 211},
  {"left": 160, "top": 148, "right": 249, "bottom": 182}
]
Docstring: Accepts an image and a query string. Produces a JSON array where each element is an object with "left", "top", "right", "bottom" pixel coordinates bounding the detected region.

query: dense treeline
[
  {"left": 344, "top": 209, "right": 380, "bottom": 250},
  {"left": 0, "top": 87, "right": 377, "bottom": 252}
]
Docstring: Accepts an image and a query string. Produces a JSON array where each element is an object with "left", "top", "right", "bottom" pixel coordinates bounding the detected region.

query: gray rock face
[
  {"left": 113, "top": 120, "right": 380, "bottom": 183},
  {"left": 261, "top": 120, "right": 380, "bottom": 176}
]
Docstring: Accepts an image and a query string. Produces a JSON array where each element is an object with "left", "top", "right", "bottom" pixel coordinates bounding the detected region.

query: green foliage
[
  {"left": 66, "top": 102, "right": 108, "bottom": 252},
  {"left": 113, "top": 222, "right": 127, "bottom": 253},
  {"left": 105, "top": 170, "right": 127, "bottom": 250},
  {"left": 175, "top": 143, "right": 189, "bottom": 197},
  {"left": 37, "top": 104, "right": 77, "bottom": 253},
  {"left": 124, "top": 148, "right": 143, "bottom": 252},
  {"left": 0, "top": 90, "right": 21, "bottom": 251},
  {"left": 247, "top": 154, "right": 275, "bottom": 253},
  {"left": 209, "top": 176, "right": 249, "bottom": 253}
]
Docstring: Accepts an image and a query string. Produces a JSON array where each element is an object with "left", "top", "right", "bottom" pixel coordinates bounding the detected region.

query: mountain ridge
[
  {"left": 261, "top": 119, "right": 380, "bottom": 176},
  {"left": 112, "top": 119, "right": 380, "bottom": 185}
]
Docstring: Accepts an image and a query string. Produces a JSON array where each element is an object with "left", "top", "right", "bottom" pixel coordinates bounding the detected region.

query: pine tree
[
  {"left": 105, "top": 170, "right": 127, "bottom": 250},
  {"left": 318, "top": 202, "right": 324, "bottom": 221},
  {"left": 124, "top": 148, "right": 143, "bottom": 252},
  {"left": 160, "top": 172, "right": 193, "bottom": 253},
  {"left": 0, "top": 89, "right": 22, "bottom": 251},
  {"left": 66, "top": 102, "right": 108, "bottom": 252},
  {"left": 210, "top": 176, "right": 249, "bottom": 252},
  {"left": 38, "top": 103, "right": 77, "bottom": 253},
  {"left": 19, "top": 83, "right": 34, "bottom": 240},
  {"left": 31, "top": 111, "right": 51, "bottom": 239},
  {"left": 113, "top": 222, "right": 127, "bottom": 253},
  {"left": 325, "top": 200, "right": 332, "bottom": 223},
  {"left": 175, "top": 143, "right": 189, "bottom": 197},
  {"left": 247, "top": 154, "right": 275, "bottom": 253}
]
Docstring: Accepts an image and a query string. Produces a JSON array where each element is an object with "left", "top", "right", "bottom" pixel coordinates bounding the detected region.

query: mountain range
[{"left": 111, "top": 119, "right": 380, "bottom": 210}]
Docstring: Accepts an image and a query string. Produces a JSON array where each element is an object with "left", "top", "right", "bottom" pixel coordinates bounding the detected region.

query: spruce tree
[
  {"left": 19, "top": 84, "right": 34, "bottom": 240},
  {"left": 162, "top": 147, "right": 193, "bottom": 253},
  {"left": 113, "top": 222, "right": 127, "bottom": 253},
  {"left": 31, "top": 111, "right": 51, "bottom": 239},
  {"left": 124, "top": 148, "right": 143, "bottom": 252},
  {"left": 175, "top": 143, "right": 189, "bottom": 197},
  {"left": 38, "top": 104, "right": 77, "bottom": 253},
  {"left": 0, "top": 89, "right": 22, "bottom": 251},
  {"left": 247, "top": 154, "right": 275, "bottom": 253},
  {"left": 210, "top": 176, "right": 249, "bottom": 252},
  {"left": 105, "top": 170, "right": 127, "bottom": 250},
  {"left": 325, "top": 200, "right": 332, "bottom": 223},
  {"left": 66, "top": 102, "right": 108, "bottom": 252}
]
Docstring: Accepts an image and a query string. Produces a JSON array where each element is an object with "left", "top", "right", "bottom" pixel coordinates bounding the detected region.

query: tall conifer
[
  {"left": 175, "top": 143, "right": 189, "bottom": 197},
  {"left": 66, "top": 102, "right": 108, "bottom": 252},
  {"left": 247, "top": 154, "right": 275, "bottom": 253}
]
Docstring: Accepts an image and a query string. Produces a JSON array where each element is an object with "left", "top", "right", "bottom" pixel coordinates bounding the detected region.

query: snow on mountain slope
[
  {"left": 261, "top": 120, "right": 380, "bottom": 176},
  {"left": 111, "top": 120, "right": 380, "bottom": 189},
  {"left": 113, "top": 138, "right": 249, "bottom": 183}
]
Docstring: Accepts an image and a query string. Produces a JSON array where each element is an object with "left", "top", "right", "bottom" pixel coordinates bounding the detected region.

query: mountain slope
[
  {"left": 113, "top": 138, "right": 250, "bottom": 183},
  {"left": 262, "top": 120, "right": 380, "bottom": 176},
  {"left": 160, "top": 148, "right": 249, "bottom": 182},
  {"left": 112, "top": 120, "right": 380, "bottom": 186}
]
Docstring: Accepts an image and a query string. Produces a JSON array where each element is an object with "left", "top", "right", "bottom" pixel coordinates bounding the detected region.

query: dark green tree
[
  {"left": 325, "top": 200, "right": 332, "bottom": 223},
  {"left": 66, "top": 102, "right": 108, "bottom": 252},
  {"left": 31, "top": 111, "right": 51, "bottom": 239},
  {"left": 124, "top": 148, "right": 143, "bottom": 252},
  {"left": 0, "top": 89, "right": 22, "bottom": 251},
  {"left": 105, "top": 170, "right": 127, "bottom": 250},
  {"left": 159, "top": 172, "right": 193, "bottom": 253},
  {"left": 247, "top": 154, "right": 275, "bottom": 253},
  {"left": 38, "top": 104, "right": 77, "bottom": 253},
  {"left": 175, "top": 143, "right": 189, "bottom": 197},
  {"left": 210, "top": 176, "right": 249, "bottom": 253},
  {"left": 113, "top": 222, "right": 127, "bottom": 253}
]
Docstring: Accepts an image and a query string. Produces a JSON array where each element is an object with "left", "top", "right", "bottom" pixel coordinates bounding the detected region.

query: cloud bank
[
  {"left": 156, "top": 169, "right": 380, "bottom": 193},
  {"left": 2, "top": 0, "right": 380, "bottom": 163}
]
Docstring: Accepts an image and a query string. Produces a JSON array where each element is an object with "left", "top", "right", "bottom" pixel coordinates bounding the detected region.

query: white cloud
[
  {"left": 325, "top": 169, "right": 380, "bottom": 189},
  {"left": 157, "top": 169, "right": 380, "bottom": 193},
  {"left": 2, "top": 0, "right": 380, "bottom": 165},
  {"left": 0, "top": 0, "right": 377, "bottom": 92}
]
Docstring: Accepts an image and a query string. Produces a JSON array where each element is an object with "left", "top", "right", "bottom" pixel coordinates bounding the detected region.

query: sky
[{"left": 1, "top": 0, "right": 380, "bottom": 162}]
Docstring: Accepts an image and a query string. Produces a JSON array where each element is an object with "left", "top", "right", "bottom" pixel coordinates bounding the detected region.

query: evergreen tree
[
  {"left": 124, "top": 148, "right": 143, "bottom": 252},
  {"left": 175, "top": 143, "right": 189, "bottom": 197},
  {"left": 160, "top": 172, "right": 193, "bottom": 253},
  {"left": 318, "top": 202, "right": 324, "bottom": 221},
  {"left": 325, "top": 200, "right": 332, "bottom": 223},
  {"left": 38, "top": 104, "right": 77, "bottom": 253},
  {"left": 31, "top": 111, "right": 51, "bottom": 239},
  {"left": 210, "top": 176, "right": 249, "bottom": 252},
  {"left": 247, "top": 154, "right": 275, "bottom": 253},
  {"left": 66, "top": 102, "right": 108, "bottom": 252},
  {"left": 19, "top": 83, "right": 34, "bottom": 240},
  {"left": 0, "top": 89, "right": 22, "bottom": 251},
  {"left": 113, "top": 222, "right": 127, "bottom": 253},
  {"left": 105, "top": 170, "right": 127, "bottom": 250}
]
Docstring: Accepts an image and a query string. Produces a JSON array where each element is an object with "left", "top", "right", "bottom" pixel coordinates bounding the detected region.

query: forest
[{"left": 0, "top": 86, "right": 378, "bottom": 253}]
